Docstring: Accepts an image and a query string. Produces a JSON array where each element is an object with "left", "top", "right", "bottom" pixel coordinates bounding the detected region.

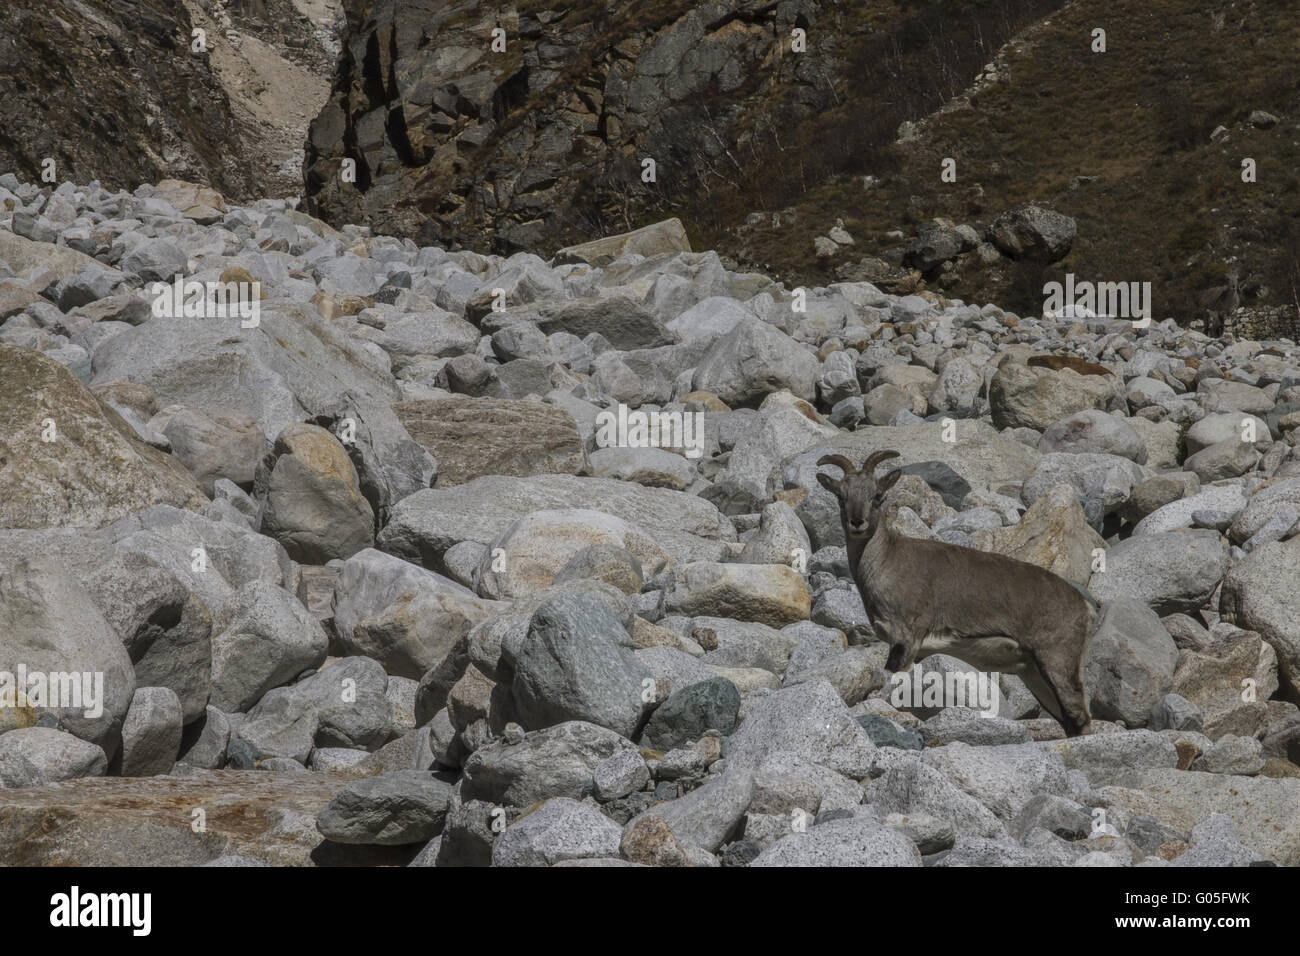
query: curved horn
[
  {"left": 862, "top": 450, "right": 901, "bottom": 473},
  {"left": 816, "top": 454, "right": 858, "bottom": 475}
]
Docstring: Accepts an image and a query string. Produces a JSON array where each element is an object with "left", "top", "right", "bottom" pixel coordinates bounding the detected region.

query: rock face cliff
[
  {"left": 0, "top": 0, "right": 257, "bottom": 198},
  {"left": 303, "top": 0, "right": 836, "bottom": 252},
  {"left": 0, "top": 0, "right": 342, "bottom": 200}
]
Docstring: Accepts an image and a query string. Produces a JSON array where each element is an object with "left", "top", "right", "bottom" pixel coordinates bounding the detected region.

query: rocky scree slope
[{"left": 1, "top": 173, "right": 1300, "bottom": 867}]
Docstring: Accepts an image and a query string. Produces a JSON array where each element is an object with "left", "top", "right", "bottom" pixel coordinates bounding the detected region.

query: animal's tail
[{"left": 1070, "top": 580, "right": 1102, "bottom": 653}]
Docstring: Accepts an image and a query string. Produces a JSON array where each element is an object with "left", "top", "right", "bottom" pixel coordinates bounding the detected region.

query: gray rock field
[{"left": 1, "top": 174, "right": 1298, "bottom": 867}]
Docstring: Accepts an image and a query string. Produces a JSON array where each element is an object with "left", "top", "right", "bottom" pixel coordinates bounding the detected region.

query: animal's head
[{"left": 815, "top": 450, "right": 904, "bottom": 539}]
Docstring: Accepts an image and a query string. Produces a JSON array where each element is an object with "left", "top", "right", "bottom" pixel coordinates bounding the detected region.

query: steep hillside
[
  {"left": 0, "top": 0, "right": 342, "bottom": 200},
  {"left": 303, "top": 0, "right": 1064, "bottom": 252},
  {"left": 713, "top": 0, "right": 1300, "bottom": 327}
]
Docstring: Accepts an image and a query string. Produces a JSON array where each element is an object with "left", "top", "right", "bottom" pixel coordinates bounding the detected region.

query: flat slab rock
[
  {"left": 393, "top": 397, "right": 585, "bottom": 486},
  {"left": 0, "top": 770, "right": 416, "bottom": 866}
]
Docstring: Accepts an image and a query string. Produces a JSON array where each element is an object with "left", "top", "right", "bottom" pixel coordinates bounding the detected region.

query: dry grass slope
[{"left": 718, "top": 0, "right": 1300, "bottom": 323}]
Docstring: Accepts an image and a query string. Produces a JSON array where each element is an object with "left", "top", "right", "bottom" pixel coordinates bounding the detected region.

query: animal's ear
[
  {"left": 875, "top": 468, "right": 903, "bottom": 498},
  {"left": 816, "top": 472, "right": 842, "bottom": 496}
]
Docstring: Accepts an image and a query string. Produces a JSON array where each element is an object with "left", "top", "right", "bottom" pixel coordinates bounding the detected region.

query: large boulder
[
  {"left": 1220, "top": 538, "right": 1300, "bottom": 697},
  {"left": 0, "top": 228, "right": 104, "bottom": 281},
  {"left": 485, "top": 295, "right": 673, "bottom": 350},
  {"left": 509, "top": 592, "right": 650, "bottom": 738},
  {"left": 990, "top": 362, "right": 1117, "bottom": 431},
  {"left": 1134, "top": 483, "right": 1249, "bottom": 536},
  {"left": 1102, "top": 769, "right": 1300, "bottom": 866},
  {"left": 0, "top": 345, "right": 206, "bottom": 529},
  {"left": 316, "top": 770, "right": 453, "bottom": 846},
  {"left": 0, "top": 770, "right": 393, "bottom": 866},
  {"left": 1084, "top": 599, "right": 1179, "bottom": 727},
  {"left": 726, "top": 405, "right": 837, "bottom": 500},
  {"left": 1186, "top": 412, "right": 1272, "bottom": 455},
  {"left": 1089, "top": 530, "right": 1228, "bottom": 615},
  {"left": 150, "top": 406, "right": 268, "bottom": 494},
  {"left": 90, "top": 505, "right": 296, "bottom": 617},
  {"left": 80, "top": 549, "right": 214, "bottom": 724},
  {"left": 988, "top": 204, "right": 1076, "bottom": 261},
  {"left": 236, "top": 657, "right": 392, "bottom": 761},
  {"left": 970, "top": 485, "right": 1104, "bottom": 586},
  {"left": 634, "top": 766, "right": 755, "bottom": 852},
  {"left": 723, "top": 679, "right": 876, "bottom": 778},
  {"left": 691, "top": 317, "right": 820, "bottom": 407},
  {"left": 1041, "top": 729, "right": 1177, "bottom": 786},
  {"left": 117, "top": 686, "right": 183, "bottom": 777},
  {"left": 641, "top": 678, "right": 742, "bottom": 751},
  {"left": 1022, "top": 453, "right": 1147, "bottom": 517},
  {"left": 1169, "top": 631, "right": 1273, "bottom": 739},
  {"left": 587, "top": 447, "right": 698, "bottom": 491},
  {"left": 492, "top": 797, "right": 624, "bottom": 867},
  {"left": 555, "top": 219, "right": 691, "bottom": 266},
  {"left": 0, "top": 728, "right": 108, "bottom": 787},
  {"left": 377, "top": 474, "right": 733, "bottom": 571},
  {"left": 353, "top": 309, "right": 480, "bottom": 369},
  {"left": 1228, "top": 478, "right": 1300, "bottom": 545},
  {"left": 461, "top": 721, "right": 640, "bottom": 806},
  {"left": 867, "top": 760, "right": 1005, "bottom": 839},
  {"left": 209, "top": 582, "right": 329, "bottom": 713},
  {"left": 1183, "top": 437, "right": 1260, "bottom": 482},
  {"left": 663, "top": 562, "right": 810, "bottom": 627},
  {"left": 474, "top": 508, "right": 672, "bottom": 600},
  {"left": 332, "top": 549, "right": 500, "bottom": 680},
  {"left": 154, "top": 179, "right": 228, "bottom": 224},
  {"left": 1038, "top": 409, "right": 1147, "bottom": 463},
  {"left": 0, "top": 558, "right": 136, "bottom": 755},
  {"left": 255, "top": 423, "right": 375, "bottom": 563}
]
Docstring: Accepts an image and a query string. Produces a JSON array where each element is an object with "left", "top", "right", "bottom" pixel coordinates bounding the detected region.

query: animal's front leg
[{"left": 884, "top": 631, "right": 921, "bottom": 672}]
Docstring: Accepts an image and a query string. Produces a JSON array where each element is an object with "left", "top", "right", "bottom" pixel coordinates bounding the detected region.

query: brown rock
[
  {"left": 682, "top": 391, "right": 731, "bottom": 412},
  {"left": 0, "top": 770, "right": 410, "bottom": 866},
  {"left": 620, "top": 814, "right": 691, "bottom": 867},
  {"left": 90, "top": 380, "right": 159, "bottom": 422},
  {"left": 394, "top": 396, "right": 585, "bottom": 486},
  {"left": 774, "top": 487, "right": 809, "bottom": 508},
  {"left": 157, "top": 179, "right": 228, "bottom": 225},
  {"left": 1169, "top": 632, "right": 1273, "bottom": 739},
  {"left": 1260, "top": 757, "right": 1300, "bottom": 779},
  {"left": 0, "top": 281, "right": 38, "bottom": 320},
  {"left": 990, "top": 362, "right": 1117, "bottom": 431},
  {"left": 629, "top": 617, "right": 682, "bottom": 650}
]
